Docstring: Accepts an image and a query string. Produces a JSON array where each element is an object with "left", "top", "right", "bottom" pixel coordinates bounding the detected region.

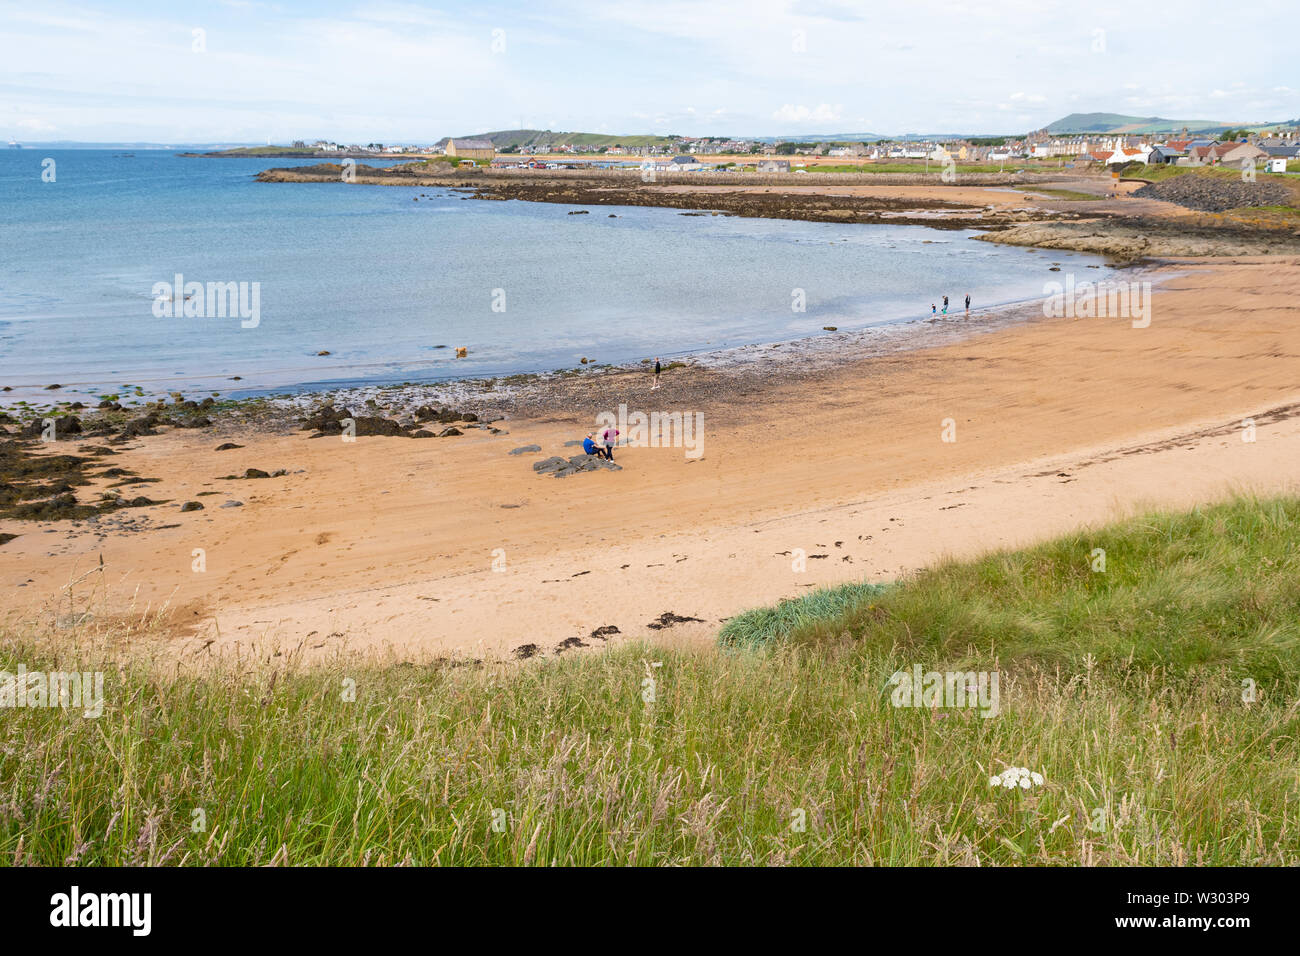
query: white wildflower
[{"left": 990, "top": 766, "right": 1045, "bottom": 791}]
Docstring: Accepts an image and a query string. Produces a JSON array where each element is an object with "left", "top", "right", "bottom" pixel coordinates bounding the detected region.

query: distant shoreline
[
  {"left": 178, "top": 148, "right": 425, "bottom": 160},
  {"left": 255, "top": 162, "right": 1300, "bottom": 257}
]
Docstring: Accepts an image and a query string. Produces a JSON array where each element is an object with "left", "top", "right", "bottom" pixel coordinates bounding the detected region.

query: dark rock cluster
[
  {"left": 300, "top": 403, "right": 478, "bottom": 439},
  {"left": 532, "top": 454, "right": 622, "bottom": 478},
  {"left": 1133, "top": 174, "right": 1292, "bottom": 212}
]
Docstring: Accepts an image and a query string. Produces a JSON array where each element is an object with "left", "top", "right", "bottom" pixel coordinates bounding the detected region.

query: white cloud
[
  {"left": 15, "top": 117, "right": 58, "bottom": 132},
  {"left": 2, "top": 0, "right": 1298, "bottom": 141},
  {"left": 771, "top": 103, "right": 842, "bottom": 124}
]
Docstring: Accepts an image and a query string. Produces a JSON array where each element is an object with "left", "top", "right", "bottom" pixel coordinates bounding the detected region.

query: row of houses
[
  {"left": 1020, "top": 129, "right": 1300, "bottom": 170},
  {"left": 295, "top": 126, "right": 1299, "bottom": 172},
  {"left": 1064, "top": 136, "right": 1298, "bottom": 170},
  {"left": 1142, "top": 138, "right": 1297, "bottom": 170},
  {"left": 299, "top": 140, "right": 416, "bottom": 154}
]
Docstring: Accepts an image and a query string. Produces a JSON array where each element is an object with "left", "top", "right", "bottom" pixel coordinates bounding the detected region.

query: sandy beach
[
  {"left": 10, "top": 0, "right": 1300, "bottom": 882},
  {"left": 4, "top": 254, "right": 1297, "bottom": 662}
]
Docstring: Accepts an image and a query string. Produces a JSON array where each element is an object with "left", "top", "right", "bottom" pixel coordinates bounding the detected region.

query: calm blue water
[{"left": 0, "top": 149, "right": 1102, "bottom": 401}]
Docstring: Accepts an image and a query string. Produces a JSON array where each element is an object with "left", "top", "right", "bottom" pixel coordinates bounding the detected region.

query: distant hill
[
  {"left": 437, "top": 129, "right": 892, "bottom": 149},
  {"left": 754, "top": 133, "right": 886, "bottom": 143},
  {"left": 436, "top": 129, "right": 680, "bottom": 149},
  {"left": 1045, "top": 113, "right": 1232, "bottom": 135}
]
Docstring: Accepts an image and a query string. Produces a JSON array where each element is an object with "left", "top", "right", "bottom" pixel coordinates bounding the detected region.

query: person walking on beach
[
  {"left": 942, "top": 295, "right": 949, "bottom": 314},
  {"left": 965, "top": 293, "right": 971, "bottom": 317},
  {"left": 652, "top": 357, "right": 662, "bottom": 390},
  {"left": 600, "top": 424, "right": 620, "bottom": 461}
]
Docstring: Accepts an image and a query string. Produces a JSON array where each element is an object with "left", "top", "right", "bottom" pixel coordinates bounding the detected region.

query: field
[
  {"left": 1122, "top": 163, "right": 1296, "bottom": 186},
  {"left": 775, "top": 162, "right": 1044, "bottom": 174},
  {"left": 4, "top": 495, "right": 1296, "bottom": 866},
  {"left": 1015, "top": 186, "right": 1103, "bottom": 201}
]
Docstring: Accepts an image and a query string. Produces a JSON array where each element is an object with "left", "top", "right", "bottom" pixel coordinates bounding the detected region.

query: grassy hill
[
  {"left": 436, "top": 129, "right": 679, "bottom": 149},
  {"left": 1045, "top": 112, "right": 1231, "bottom": 135},
  {"left": 3, "top": 494, "right": 1297, "bottom": 865}
]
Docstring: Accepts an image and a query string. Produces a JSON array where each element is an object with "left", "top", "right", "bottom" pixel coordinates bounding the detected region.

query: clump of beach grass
[{"left": 1, "top": 495, "right": 1297, "bottom": 866}]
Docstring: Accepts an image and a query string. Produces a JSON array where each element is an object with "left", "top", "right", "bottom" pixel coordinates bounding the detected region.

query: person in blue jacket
[{"left": 582, "top": 433, "right": 610, "bottom": 460}]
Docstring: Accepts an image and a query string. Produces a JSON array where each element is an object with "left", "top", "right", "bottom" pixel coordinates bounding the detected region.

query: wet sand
[{"left": 3, "top": 256, "right": 1298, "bottom": 662}]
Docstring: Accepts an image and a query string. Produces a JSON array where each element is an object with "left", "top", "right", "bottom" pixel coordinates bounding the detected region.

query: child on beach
[{"left": 931, "top": 304, "right": 937, "bottom": 315}]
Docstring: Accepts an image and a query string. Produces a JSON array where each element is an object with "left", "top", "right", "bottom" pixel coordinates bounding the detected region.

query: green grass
[
  {"left": 1120, "top": 164, "right": 1223, "bottom": 182},
  {"left": 409, "top": 155, "right": 487, "bottom": 168},
  {"left": 2, "top": 495, "right": 1298, "bottom": 865},
  {"left": 791, "top": 162, "right": 1042, "bottom": 175},
  {"left": 1016, "top": 186, "right": 1104, "bottom": 201},
  {"left": 720, "top": 496, "right": 1300, "bottom": 680},
  {"left": 1121, "top": 163, "right": 1296, "bottom": 184},
  {"left": 719, "top": 581, "right": 889, "bottom": 649},
  {"left": 208, "top": 146, "right": 322, "bottom": 156}
]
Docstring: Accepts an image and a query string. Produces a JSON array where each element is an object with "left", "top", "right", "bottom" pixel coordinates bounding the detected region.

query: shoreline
[
  {"left": 256, "top": 163, "right": 1300, "bottom": 258},
  {"left": 255, "top": 162, "right": 1093, "bottom": 231},
  {"left": 4, "top": 257, "right": 1298, "bottom": 665},
  {"left": 0, "top": 269, "right": 1143, "bottom": 427},
  {"left": 14, "top": 165, "right": 1288, "bottom": 414}
]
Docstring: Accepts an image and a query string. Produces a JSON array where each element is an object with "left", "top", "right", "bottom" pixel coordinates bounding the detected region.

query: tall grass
[
  {"left": 2, "top": 496, "right": 1297, "bottom": 865},
  {"left": 721, "top": 495, "right": 1300, "bottom": 682}
]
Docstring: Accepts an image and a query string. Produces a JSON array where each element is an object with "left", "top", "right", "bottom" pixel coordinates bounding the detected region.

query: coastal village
[{"left": 296, "top": 127, "right": 1300, "bottom": 174}]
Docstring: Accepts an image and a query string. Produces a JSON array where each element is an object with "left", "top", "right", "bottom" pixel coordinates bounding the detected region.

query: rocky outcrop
[
  {"left": 256, "top": 164, "right": 1088, "bottom": 231},
  {"left": 532, "top": 454, "right": 622, "bottom": 477},
  {"left": 1133, "top": 175, "right": 1292, "bottom": 213},
  {"left": 981, "top": 218, "right": 1300, "bottom": 259},
  {"left": 300, "top": 403, "right": 478, "bottom": 438}
]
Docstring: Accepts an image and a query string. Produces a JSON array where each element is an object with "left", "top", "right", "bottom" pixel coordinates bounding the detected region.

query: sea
[{"left": 0, "top": 148, "right": 1106, "bottom": 402}]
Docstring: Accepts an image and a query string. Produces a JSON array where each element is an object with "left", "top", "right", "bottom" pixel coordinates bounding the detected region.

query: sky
[{"left": 2, "top": 0, "right": 1297, "bottom": 143}]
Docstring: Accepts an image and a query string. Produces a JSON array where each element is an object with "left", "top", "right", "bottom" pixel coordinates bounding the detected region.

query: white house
[{"left": 666, "top": 155, "right": 705, "bottom": 171}]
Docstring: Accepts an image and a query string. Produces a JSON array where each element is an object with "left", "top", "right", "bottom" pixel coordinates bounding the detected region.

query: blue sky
[{"left": 2, "top": 0, "right": 1296, "bottom": 142}]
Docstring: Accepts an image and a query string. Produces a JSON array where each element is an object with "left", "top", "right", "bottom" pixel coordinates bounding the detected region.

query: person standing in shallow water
[
  {"left": 965, "top": 293, "right": 971, "bottom": 316},
  {"left": 942, "top": 295, "right": 949, "bottom": 314},
  {"left": 652, "top": 357, "right": 662, "bottom": 390}
]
